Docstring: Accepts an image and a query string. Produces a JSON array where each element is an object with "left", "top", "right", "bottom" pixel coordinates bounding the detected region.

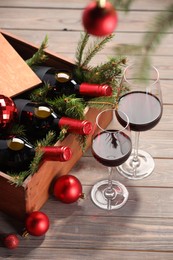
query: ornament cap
[
  {"left": 97, "top": 0, "right": 106, "bottom": 8},
  {"left": 80, "top": 192, "right": 86, "bottom": 200}
]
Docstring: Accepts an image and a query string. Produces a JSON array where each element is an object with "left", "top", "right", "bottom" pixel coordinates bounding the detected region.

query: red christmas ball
[
  {"left": 25, "top": 211, "right": 49, "bottom": 236},
  {"left": 0, "top": 95, "right": 18, "bottom": 129},
  {"left": 53, "top": 175, "right": 84, "bottom": 203},
  {"left": 3, "top": 234, "right": 19, "bottom": 249},
  {"left": 82, "top": 1, "right": 118, "bottom": 37}
]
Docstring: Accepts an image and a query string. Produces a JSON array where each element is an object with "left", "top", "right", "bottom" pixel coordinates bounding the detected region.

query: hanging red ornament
[
  {"left": 3, "top": 234, "right": 19, "bottom": 249},
  {"left": 53, "top": 175, "right": 84, "bottom": 204},
  {"left": 25, "top": 211, "right": 50, "bottom": 236},
  {"left": 82, "top": 0, "right": 118, "bottom": 37},
  {"left": 0, "top": 95, "right": 17, "bottom": 130}
]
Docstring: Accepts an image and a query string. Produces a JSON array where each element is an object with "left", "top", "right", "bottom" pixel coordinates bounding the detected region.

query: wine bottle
[
  {"left": 14, "top": 99, "right": 92, "bottom": 139},
  {"left": 0, "top": 136, "right": 72, "bottom": 172},
  {"left": 32, "top": 66, "right": 112, "bottom": 97}
]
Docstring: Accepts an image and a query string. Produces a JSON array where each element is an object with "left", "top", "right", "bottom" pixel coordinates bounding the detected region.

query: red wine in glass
[
  {"left": 90, "top": 108, "right": 132, "bottom": 210},
  {"left": 117, "top": 91, "right": 163, "bottom": 132},
  {"left": 92, "top": 130, "right": 132, "bottom": 167},
  {"left": 116, "top": 64, "right": 163, "bottom": 180}
]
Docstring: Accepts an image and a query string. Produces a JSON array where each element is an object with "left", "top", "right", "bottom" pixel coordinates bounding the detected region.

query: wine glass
[
  {"left": 91, "top": 108, "right": 132, "bottom": 210},
  {"left": 116, "top": 63, "right": 163, "bottom": 180}
]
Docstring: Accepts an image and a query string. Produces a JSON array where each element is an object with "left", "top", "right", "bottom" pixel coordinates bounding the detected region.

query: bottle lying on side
[
  {"left": 14, "top": 99, "right": 93, "bottom": 140},
  {"left": 0, "top": 136, "right": 72, "bottom": 172},
  {"left": 32, "top": 66, "right": 112, "bottom": 98}
]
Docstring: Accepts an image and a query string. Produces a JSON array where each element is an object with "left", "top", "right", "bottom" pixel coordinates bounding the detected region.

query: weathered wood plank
[
  {"left": 42, "top": 185, "right": 173, "bottom": 218},
  {"left": 0, "top": 0, "right": 172, "bottom": 11},
  {"left": 1, "top": 247, "right": 173, "bottom": 260},
  {"left": 1, "top": 209, "right": 173, "bottom": 252},
  {"left": 0, "top": 8, "right": 172, "bottom": 33},
  {"left": 70, "top": 157, "right": 173, "bottom": 187},
  {"left": 138, "top": 130, "right": 173, "bottom": 158},
  {"left": 2, "top": 30, "right": 173, "bottom": 57}
]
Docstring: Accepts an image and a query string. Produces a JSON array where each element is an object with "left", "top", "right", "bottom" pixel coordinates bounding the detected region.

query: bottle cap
[
  {"left": 80, "top": 83, "right": 112, "bottom": 97},
  {"left": 41, "top": 146, "right": 72, "bottom": 162},
  {"left": 59, "top": 117, "right": 92, "bottom": 135},
  {"left": 59, "top": 146, "right": 72, "bottom": 161},
  {"left": 80, "top": 120, "right": 93, "bottom": 135}
]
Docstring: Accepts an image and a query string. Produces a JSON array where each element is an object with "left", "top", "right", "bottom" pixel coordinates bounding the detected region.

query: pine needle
[
  {"left": 47, "top": 94, "right": 86, "bottom": 120},
  {"left": 10, "top": 123, "right": 26, "bottom": 137},
  {"left": 75, "top": 32, "right": 90, "bottom": 67},
  {"left": 26, "top": 35, "right": 48, "bottom": 67},
  {"left": 76, "top": 33, "right": 114, "bottom": 68},
  {"left": 142, "top": 4, "right": 173, "bottom": 53},
  {"left": 30, "top": 82, "right": 51, "bottom": 102}
]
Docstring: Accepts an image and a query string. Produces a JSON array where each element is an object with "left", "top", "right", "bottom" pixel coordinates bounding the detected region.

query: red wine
[
  {"left": 0, "top": 136, "right": 72, "bottom": 172},
  {"left": 117, "top": 91, "right": 162, "bottom": 132},
  {"left": 92, "top": 130, "right": 132, "bottom": 167},
  {"left": 33, "top": 66, "right": 112, "bottom": 97}
]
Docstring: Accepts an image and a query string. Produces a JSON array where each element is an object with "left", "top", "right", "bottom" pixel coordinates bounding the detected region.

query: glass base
[
  {"left": 117, "top": 149, "right": 155, "bottom": 180},
  {"left": 91, "top": 180, "right": 129, "bottom": 210}
]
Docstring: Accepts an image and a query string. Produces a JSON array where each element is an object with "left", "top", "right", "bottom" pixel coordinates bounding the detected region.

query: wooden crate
[{"left": 0, "top": 30, "right": 107, "bottom": 220}]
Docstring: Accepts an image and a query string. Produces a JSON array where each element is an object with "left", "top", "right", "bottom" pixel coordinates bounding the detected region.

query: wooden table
[{"left": 0, "top": 0, "right": 173, "bottom": 259}]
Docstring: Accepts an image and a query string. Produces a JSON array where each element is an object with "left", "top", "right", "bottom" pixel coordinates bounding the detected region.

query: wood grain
[{"left": 0, "top": 33, "right": 41, "bottom": 96}]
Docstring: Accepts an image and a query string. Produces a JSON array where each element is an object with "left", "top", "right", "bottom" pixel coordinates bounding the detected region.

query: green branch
[{"left": 26, "top": 35, "right": 48, "bottom": 67}]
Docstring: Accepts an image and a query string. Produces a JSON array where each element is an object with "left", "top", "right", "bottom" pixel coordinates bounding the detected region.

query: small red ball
[
  {"left": 3, "top": 234, "right": 19, "bottom": 249},
  {"left": 0, "top": 95, "right": 18, "bottom": 129},
  {"left": 53, "top": 175, "right": 83, "bottom": 203},
  {"left": 82, "top": 1, "right": 118, "bottom": 36},
  {"left": 25, "top": 211, "right": 49, "bottom": 236}
]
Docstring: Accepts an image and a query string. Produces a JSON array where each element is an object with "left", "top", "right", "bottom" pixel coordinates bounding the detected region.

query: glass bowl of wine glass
[
  {"left": 116, "top": 63, "right": 163, "bottom": 180},
  {"left": 91, "top": 108, "right": 132, "bottom": 210}
]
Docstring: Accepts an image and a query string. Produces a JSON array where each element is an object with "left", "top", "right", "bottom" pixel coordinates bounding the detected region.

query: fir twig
[
  {"left": 58, "top": 127, "right": 68, "bottom": 141},
  {"left": 47, "top": 94, "right": 86, "bottom": 120},
  {"left": 26, "top": 35, "right": 48, "bottom": 67},
  {"left": 8, "top": 170, "right": 31, "bottom": 187},
  {"left": 87, "top": 99, "right": 115, "bottom": 109},
  {"left": 35, "top": 131, "right": 56, "bottom": 147},
  {"left": 76, "top": 33, "right": 114, "bottom": 68},
  {"left": 114, "top": 3, "right": 173, "bottom": 79},
  {"left": 143, "top": 4, "right": 173, "bottom": 53},
  {"left": 30, "top": 82, "right": 52, "bottom": 102},
  {"left": 9, "top": 123, "right": 26, "bottom": 137},
  {"left": 76, "top": 134, "right": 88, "bottom": 153},
  {"left": 75, "top": 33, "right": 90, "bottom": 67}
]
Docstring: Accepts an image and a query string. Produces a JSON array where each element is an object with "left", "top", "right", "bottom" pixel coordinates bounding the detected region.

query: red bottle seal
[
  {"left": 59, "top": 117, "right": 92, "bottom": 135},
  {"left": 80, "top": 83, "right": 112, "bottom": 97},
  {"left": 41, "top": 146, "right": 72, "bottom": 162}
]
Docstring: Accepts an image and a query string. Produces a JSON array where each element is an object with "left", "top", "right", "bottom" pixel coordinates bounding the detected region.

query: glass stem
[
  {"left": 133, "top": 132, "right": 140, "bottom": 162},
  {"left": 131, "top": 132, "right": 140, "bottom": 177},
  {"left": 107, "top": 167, "right": 113, "bottom": 191},
  {"left": 104, "top": 167, "right": 116, "bottom": 210}
]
